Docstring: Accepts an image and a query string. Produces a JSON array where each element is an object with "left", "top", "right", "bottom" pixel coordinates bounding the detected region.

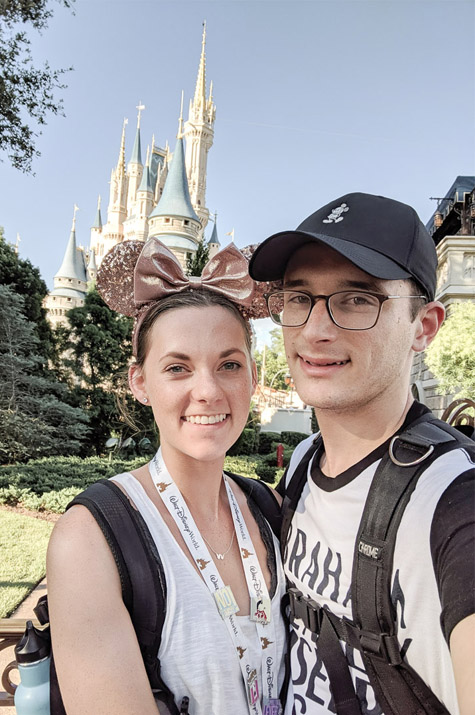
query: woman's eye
[
  {"left": 166, "top": 365, "right": 186, "bottom": 374},
  {"left": 221, "top": 361, "right": 241, "bottom": 371}
]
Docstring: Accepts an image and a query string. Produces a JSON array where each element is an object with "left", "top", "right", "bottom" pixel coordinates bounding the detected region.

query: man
[{"left": 249, "top": 193, "right": 474, "bottom": 715}]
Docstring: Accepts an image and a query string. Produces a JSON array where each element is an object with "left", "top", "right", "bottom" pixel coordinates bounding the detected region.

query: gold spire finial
[
  {"left": 136, "top": 102, "right": 145, "bottom": 128},
  {"left": 97, "top": 194, "right": 101, "bottom": 210},
  {"left": 192, "top": 22, "right": 207, "bottom": 113},
  {"left": 118, "top": 119, "right": 128, "bottom": 172},
  {"left": 151, "top": 134, "right": 155, "bottom": 152},
  {"left": 72, "top": 204, "right": 79, "bottom": 231},
  {"left": 178, "top": 90, "right": 184, "bottom": 138}
]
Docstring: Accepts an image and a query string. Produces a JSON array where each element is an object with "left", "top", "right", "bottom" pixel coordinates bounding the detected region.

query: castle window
[
  {"left": 165, "top": 218, "right": 171, "bottom": 224},
  {"left": 197, "top": 200, "right": 201, "bottom": 206},
  {"left": 184, "top": 220, "right": 189, "bottom": 226}
]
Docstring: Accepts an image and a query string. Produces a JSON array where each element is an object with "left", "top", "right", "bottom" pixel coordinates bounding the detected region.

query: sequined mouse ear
[
  {"left": 240, "top": 244, "right": 282, "bottom": 320},
  {"left": 96, "top": 240, "right": 145, "bottom": 316}
]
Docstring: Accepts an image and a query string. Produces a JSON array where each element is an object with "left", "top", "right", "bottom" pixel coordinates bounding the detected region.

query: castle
[{"left": 45, "top": 25, "right": 220, "bottom": 328}]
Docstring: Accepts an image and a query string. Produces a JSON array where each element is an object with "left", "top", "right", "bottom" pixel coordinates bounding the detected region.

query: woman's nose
[{"left": 191, "top": 371, "right": 224, "bottom": 403}]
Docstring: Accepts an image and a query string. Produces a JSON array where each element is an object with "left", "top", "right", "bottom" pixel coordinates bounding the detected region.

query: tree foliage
[
  {"left": 0, "top": 284, "right": 89, "bottom": 463},
  {"left": 255, "top": 328, "right": 290, "bottom": 390},
  {"left": 56, "top": 287, "right": 154, "bottom": 453},
  {"left": 425, "top": 302, "right": 475, "bottom": 400},
  {"left": 0, "top": 0, "right": 74, "bottom": 172},
  {"left": 186, "top": 239, "right": 210, "bottom": 276},
  {"left": 0, "top": 228, "right": 55, "bottom": 359}
]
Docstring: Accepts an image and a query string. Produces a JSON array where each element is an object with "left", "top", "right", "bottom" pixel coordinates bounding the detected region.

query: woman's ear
[
  {"left": 128, "top": 363, "right": 148, "bottom": 404},
  {"left": 251, "top": 360, "right": 258, "bottom": 395},
  {"left": 412, "top": 301, "right": 445, "bottom": 353}
]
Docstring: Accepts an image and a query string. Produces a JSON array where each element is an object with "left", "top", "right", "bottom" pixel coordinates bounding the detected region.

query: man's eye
[{"left": 287, "top": 294, "right": 309, "bottom": 305}]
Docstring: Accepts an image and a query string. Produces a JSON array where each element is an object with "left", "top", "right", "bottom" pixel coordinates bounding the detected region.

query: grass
[{"left": 0, "top": 510, "right": 54, "bottom": 618}]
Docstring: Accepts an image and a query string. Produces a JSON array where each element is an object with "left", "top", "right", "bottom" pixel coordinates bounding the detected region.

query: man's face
[{"left": 282, "top": 242, "right": 422, "bottom": 413}]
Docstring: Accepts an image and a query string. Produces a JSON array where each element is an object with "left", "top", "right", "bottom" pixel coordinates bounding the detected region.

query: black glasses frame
[{"left": 265, "top": 290, "right": 427, "bottom": 330}]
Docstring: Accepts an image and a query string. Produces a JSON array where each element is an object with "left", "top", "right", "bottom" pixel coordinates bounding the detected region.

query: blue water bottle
[{"left": 14, "top": 620, "right": 51, "bottom": 715}]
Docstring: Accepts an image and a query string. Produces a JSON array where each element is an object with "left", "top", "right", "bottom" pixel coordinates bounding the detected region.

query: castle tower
[
  {"left": 97, "top": 119, "right": 129, "bottom": 264},
  {"left": 208, "top": 211, "right": 220, "bottom": 258},
  {"left": 134, "top": 146, "right": 154, "bottom": 242},
  {"left": 148, "top": 114, "right": 201, "bottom": 268},
  {"left": 89, "top": 194, "right": 103, "bottom": 258},
  {"left": 126, "top": 102, "right": 145, "bottom": 219},
  {"left": 184, "top": 22, "right": 216, "bottom": 232},
  {"left": 44, "top": 205, "right": 87, "bottom": 327},
  {"left": 87, "top": 247, "right": 97, "bottom": 283}
]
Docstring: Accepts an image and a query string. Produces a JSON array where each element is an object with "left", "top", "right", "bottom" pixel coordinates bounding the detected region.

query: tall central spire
[
  {"left": 193, "top": 21, "right": 207, "bottom": 114},
  {"left": 117, "top": 118, "right": 128, "bottom": 174}
]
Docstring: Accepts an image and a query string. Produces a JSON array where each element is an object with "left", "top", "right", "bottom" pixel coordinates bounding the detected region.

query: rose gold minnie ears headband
[{"left": 96, "top": 237, "right": 276, "bottom": 355}]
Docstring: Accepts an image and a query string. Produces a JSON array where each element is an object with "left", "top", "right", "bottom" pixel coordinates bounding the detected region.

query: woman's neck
[{"left": 159, "top": 444, "right": 227, "bottom": 522}]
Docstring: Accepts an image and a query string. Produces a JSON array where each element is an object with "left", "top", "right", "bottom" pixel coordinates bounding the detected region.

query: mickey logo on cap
[{"left": 323, "top": 203, "right": 349, "bottom": 224}]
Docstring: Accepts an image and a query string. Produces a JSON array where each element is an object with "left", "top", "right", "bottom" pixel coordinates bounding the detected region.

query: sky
[{"left": 0, "top": 0, "right": 474, "bottom": 348}]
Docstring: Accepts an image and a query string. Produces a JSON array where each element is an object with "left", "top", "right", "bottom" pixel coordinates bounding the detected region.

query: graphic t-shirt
[{"left": 281, "top": 402, "right": 475, "bottom": 715}]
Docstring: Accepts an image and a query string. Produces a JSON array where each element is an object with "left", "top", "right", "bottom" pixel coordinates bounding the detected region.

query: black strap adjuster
[
  {"left": 341, "top": 618, "right": 402, "bottom": 665},
  {"left": 288, "top": 587, "right": 323, "bottom": 633}
]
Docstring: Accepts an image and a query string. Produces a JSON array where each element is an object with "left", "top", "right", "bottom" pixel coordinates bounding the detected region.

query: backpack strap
[
  {"left": 296, "top": 414, "right": 470, "bottom": 715},
  {"left": 37, "top": 479, "right": 180, "bottom": 714},
  {"left": 281, "top": 438, "right": 321, "bottom": 557},
  {"left": 225, "top": 471, "right": 282, "bottom": 537}
]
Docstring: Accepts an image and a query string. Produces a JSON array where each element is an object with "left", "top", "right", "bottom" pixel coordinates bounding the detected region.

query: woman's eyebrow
[{"left": 160, "top": 348, "right": 245, "bottom": 361}]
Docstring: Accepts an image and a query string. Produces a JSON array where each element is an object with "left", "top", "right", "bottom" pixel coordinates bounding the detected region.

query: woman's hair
[{"left": 134, "top": 290, "right": 253, "bottom": 368}]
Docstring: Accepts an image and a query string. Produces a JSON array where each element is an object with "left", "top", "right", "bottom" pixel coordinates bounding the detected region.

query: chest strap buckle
[{"left": 288, "top": 587, "right": 323, "bottom": 633}]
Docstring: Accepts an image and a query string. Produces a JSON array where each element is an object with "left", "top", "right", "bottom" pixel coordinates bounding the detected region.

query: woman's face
[{"left": 129, "top": 305, "right": 257, "bottom": 467}]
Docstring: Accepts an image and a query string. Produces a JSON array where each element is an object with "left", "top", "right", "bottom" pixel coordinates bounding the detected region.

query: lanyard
[{"left": 149, "top": 449, "right": 281, "bottom": 715}]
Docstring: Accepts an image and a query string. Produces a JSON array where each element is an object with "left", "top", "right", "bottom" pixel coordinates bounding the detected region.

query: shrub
[
  {"left": 227, "top": 428, "right": 258, "bottom": 457},
  {"left": 258, "top": 431, "right": 281, "bottom": 454},
  {"left": 254, "top": 463, "right": 277, "bottom": 484},
  {"left": 280, "top": 431, "right": 309, "bottom": 448}
]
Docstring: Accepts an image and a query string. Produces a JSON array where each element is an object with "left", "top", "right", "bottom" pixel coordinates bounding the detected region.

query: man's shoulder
[{"left": 285, "top": 433, "right": 320, "bottom": 485}]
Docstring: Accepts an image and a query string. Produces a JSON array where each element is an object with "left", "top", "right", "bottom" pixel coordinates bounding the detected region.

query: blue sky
[{"left": 0, "top": 0, "right": 474, "bottom": 348}]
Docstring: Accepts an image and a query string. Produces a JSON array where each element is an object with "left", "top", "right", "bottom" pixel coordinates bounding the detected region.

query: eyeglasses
[{"left": 265, "top": 290, "right": 427, "bottom": 330}]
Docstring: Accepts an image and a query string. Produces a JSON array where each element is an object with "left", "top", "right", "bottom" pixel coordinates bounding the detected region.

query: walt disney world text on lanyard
[{"left": 149, "top": 450, "right": 281, "bottom": 715}]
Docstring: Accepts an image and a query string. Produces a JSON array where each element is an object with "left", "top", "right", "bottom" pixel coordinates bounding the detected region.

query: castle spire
[
  {"left": 178, "top": 90, "right": 184, "bottom": 138},
  {"left": 117, "top": 118, "right": 128, "bottom": 174},
  {"left": 92, "top": 195, "right": 102, "bottom": 230},
  {"left": 149, "top": 129, "right": 198, "bottom": 222},
  {"left": 130, "top": 102, "right": 144, "bottom": 165},
  {"left": 55, "top": 204, "right": 86, "bottom": 283},
  {"left": 193, "top": 21, "right": 207, "bottom": 115}
]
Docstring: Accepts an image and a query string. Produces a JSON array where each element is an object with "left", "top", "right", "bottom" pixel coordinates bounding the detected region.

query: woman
[{"left": 46, "top": 238, "right": 287, "bottom": 715}]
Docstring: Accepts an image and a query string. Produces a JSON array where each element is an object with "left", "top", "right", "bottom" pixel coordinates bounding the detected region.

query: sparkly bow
[{"left": 134, "top": 238, "right": 256, "bottom": 308}]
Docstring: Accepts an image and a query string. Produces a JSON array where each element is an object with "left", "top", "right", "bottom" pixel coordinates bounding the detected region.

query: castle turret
[
  {"left": 89, "top": 194, "right": 103, "bottom": 258},
  {"left": 148, "top": 112, "right": 201, "bottom": 268},
  {"left": 184, "top": 22, "right": 216, "bottom": 232},
  {"left": 134, "top": 146, "right": 154, "bottom": 242},
  {"left": 208, "top": 211, "right": 220, "bottom": 258},
  {"left": 44, "top": 206, "right": 87, "bottom": 327},
  {"left": 97, "top": 120, "right": 129, "bottom": 264},
  {"left": 126, "top": 103, "right": 145, "bottom": 218}
]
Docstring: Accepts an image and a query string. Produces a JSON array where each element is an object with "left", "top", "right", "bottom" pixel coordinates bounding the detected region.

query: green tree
[
  {"left": 57, "top": 287, "right": 154, "bottom": 453},
  {"left": 0, "top": 284, "right": 89, "bottom": 463},
  {"left": 255, "top": 328, "right": 289, "bottom": 390},
  {"left": 425, "top": 302, "right": 475, "bottom": 400},
  {"left": 0, "top": 0, "right": 74, "bottom": 172},
  {"left": 0, "top": 228, "right": 55, "bottom": 360},
  {"left": 186, "top": 240, "right": 210, "bottom": 276}
]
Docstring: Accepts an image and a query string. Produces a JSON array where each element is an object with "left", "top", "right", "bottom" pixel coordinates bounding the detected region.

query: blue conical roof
[
  {"left": 129, "top": 126, "right": 142, "bottom": 165},
  {"left": 55, "top": 228, "right": 87, "bottom": 283},
  {"left": 209, "top": 219, "right": 220, "bottom": 245},
  {"left": 149, "top": 136, "right": 199, "bottom": 221},
  {"left": 92, "top": 205, "right": 102, "bottom": 229},
  {"left": 138, "top": 164, "right": 152, "bottom": 193}
]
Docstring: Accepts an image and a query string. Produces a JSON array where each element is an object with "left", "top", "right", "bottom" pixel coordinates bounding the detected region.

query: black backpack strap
[
  {"left": 312, "top": 414, "right": 468, "bottom": 715},
  {"left": 225, "top": 471, "right": 282, "bottom": 537},
  {"left": 281, "top": 438, "right": 321, "bottom": 557},
  {"left": 38, "top": 479, "right": 179, "bottom": 714}
]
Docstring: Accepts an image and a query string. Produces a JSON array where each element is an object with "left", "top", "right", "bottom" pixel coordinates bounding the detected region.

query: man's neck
[{"left": 315, "top": 391, "right": 414, "bottom": 478}]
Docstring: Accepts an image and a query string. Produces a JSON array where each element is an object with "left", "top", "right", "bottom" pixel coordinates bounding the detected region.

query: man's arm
[{"left": 450, "top": 613, "right": 475, "bottom": 715}]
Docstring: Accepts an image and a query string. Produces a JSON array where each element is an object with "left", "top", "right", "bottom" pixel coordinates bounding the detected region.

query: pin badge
[
  {"left": 250, "top": 596, "right": 272, "bottom": 624},
  {"left": 247, "top": 668, "right": 260, "bottom": 706},
  {"left": 263, "top": 698, "right": 282, "bottom": 715},
  {"left": 214, "top": 585, "right": 239, "bottom": 620}
]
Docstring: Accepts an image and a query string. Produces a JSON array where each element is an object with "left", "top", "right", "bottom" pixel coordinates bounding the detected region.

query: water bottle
[{"left": 14, "top": 620, "right": 51, "bottom": 715}]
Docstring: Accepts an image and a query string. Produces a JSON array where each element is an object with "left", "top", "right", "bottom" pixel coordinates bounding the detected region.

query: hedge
[
  {"left": 258, "top": 432, "right": 281, "bottom": 454},
  {"left": 227, "top": 428, "right": 258, "bottom": 456},
  {"left": 280, "top": 431, "right": 309, "bottom": 448}
]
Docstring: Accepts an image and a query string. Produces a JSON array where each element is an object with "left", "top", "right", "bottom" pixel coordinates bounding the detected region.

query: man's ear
[
  {"left": 128, "top": 363, "right": 148, "bottom": 403},
  {"left": 412, "top": 301, "right": 445, "bottom": 353}
]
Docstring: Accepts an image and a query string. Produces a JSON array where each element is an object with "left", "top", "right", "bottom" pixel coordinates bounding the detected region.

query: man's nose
[{"left": 301, "top": 298, "right": 339, "bottom": 341}]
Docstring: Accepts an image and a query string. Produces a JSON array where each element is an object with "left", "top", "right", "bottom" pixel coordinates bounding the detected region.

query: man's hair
[{"left": 406, "top": 278, "right": 428, "bottom": 321}]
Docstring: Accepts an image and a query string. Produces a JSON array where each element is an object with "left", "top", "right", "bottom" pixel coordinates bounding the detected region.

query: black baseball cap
[{"left": 249, "top": 192, "right": 437, "bottom": 300}]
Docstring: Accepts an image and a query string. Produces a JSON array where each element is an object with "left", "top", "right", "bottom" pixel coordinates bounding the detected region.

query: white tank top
[{"left": 111, "top": 472, "right": 287, "bottom": 715}]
